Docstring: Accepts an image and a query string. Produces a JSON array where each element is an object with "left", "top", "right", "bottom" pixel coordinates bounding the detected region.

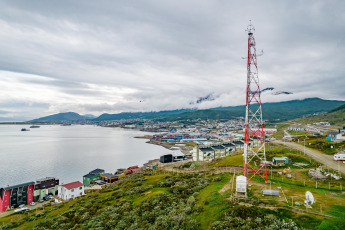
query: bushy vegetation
[
  {"left": 211, "top": 206, "right": 299, "bottom": 230},
  {"left": 295, "top": 136, "right": 345, "bottom": 155},
  {"left": 0, "top": 172, "right": 306, "bottom": 230}
]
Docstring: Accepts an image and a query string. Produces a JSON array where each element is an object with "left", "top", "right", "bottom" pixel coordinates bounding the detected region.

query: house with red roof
[{"left": 58, "top": 181, "right": 85, "bottom": 201}]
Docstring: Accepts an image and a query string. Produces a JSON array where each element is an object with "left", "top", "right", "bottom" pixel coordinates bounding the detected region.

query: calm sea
[{"left": 0, "top": 125, "right": 171, "bottom": 187}]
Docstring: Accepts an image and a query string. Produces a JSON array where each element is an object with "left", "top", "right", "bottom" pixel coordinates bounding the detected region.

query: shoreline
[{"left": 135, "top": 135, "right": 175, "bottom": 150}]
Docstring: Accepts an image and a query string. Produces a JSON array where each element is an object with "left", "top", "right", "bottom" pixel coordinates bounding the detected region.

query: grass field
[{"left": 2, "top": 143, "right": 345, "bottom": 229}]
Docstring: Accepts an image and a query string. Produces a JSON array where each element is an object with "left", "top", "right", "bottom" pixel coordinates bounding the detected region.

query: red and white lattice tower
[{"left": 243, "top": 22, "right": 267, "bottom": 181}]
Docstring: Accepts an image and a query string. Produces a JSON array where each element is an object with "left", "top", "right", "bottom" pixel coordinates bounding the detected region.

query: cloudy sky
[{"left": 0, "top": 0, "right": 344, "bottom": 121}]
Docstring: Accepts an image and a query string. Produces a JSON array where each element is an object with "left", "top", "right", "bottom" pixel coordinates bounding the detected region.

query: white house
[{"left": 58, "top": 181, "right": 85, "bottom": 200}]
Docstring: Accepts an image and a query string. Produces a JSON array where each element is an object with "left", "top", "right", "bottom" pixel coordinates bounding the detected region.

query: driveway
[{"left": 274, "top": 140, "right": 345, "bottom": 174}]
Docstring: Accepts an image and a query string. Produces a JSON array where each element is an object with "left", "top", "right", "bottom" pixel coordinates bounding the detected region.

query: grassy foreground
[{"left": 1, "top": 144, "right": 345, "bottom": 229}]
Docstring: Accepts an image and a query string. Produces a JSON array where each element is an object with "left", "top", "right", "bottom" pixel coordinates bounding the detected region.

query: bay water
[{"left": 0, "top": 125, "right": 171, "bottom": 187}]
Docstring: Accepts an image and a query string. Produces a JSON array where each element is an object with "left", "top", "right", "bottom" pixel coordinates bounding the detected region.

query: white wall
[{"left": 58, "top": 185, "right": 85, "bottom": 200}]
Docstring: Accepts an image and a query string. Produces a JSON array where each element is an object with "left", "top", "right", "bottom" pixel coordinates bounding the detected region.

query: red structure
[
  {"left": 0, "top": 182, "right": 34, "bottom": 212},
  {"left": 243, "top": 22, "right": 267, "bottom": 181},
  {"left": 127, "top": 166, "right": 141, "bottom": 174}
]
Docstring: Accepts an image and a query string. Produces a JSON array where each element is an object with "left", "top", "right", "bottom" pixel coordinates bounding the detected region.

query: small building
[
  {"left": 58, "top": 181, "right": 85, "bottom": 201},
  {"left": 83, "top": 168, "right": 104, "bottom": 186},
  {"left": 0, "top": 182, "right": 35, "bottom": 212},
  {"left": 116, "top": 168, "right": 127, "bottom": 174},
  {"left": 100, "top": 173, "right": 119, "bottom": 183},
  {"left": 236, "top": 176, "right": 247, "bottom": 197},
  {"left": 326, "top": 131, "right": 345, "bottom": 142},
  {"left": 193, "top": 146, "right": 215, "bottom": 161},
  {"left": 262, "top": 190, "right": 280, "bottom": 196},
  {"left": 211, "top": 145, "right": 227, "bottom": 158},
  {"left": 172, "top": 150, "right": 186, "bottom": 162},
  {"left": 127, "top": 166, "right": 141, "bottom": 174},
  {"left": 34, "top": 177, "right": 59, "bottom": 201},
  {"left": 326, "top": 132, "right": 340, "bottom": 142},
  {"left": 160, "top": 154, "right": 173, "bottom": 163},
  {"left": 272, "top": 157, "right": 289, "bottom": 166},
  {"left": 222, "top": 142, "right": 236, "bottom": 153},
  {"left": 233, "top": 140, "right": 245, "bottom": 150}
]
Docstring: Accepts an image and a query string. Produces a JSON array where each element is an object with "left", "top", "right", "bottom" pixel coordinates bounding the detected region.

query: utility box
[{"left": 236, "top": 176, "right": 247, "bottom": 197}]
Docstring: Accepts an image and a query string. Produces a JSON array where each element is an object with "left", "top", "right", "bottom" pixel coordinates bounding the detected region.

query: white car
[
  {"left": 14, "top": 207, "right": 30, "bottom": 212},
  {"left": 19, "top": 204, "right": 26, "bottom": 208},
  {"left": 30, "top": 202, "right": 36, "bottom": 206}
]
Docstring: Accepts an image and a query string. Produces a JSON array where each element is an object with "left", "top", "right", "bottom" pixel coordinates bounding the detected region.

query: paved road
[{"left": 274, "top": 140, "right": 345, "bottom": 175}]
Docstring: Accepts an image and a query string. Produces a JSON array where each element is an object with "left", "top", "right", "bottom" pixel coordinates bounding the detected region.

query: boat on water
[
  {"left": 30, "top": 125, "right": 40, "bottom": 128},
  {"left": 21, "top": 128, "right": 30, "bottom": 131}
]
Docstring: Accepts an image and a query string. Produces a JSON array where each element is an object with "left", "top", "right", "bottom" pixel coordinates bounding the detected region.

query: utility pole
[
  {"left": 243, "top": 21, "right": 267, "bottom": 182},
  {"left": 304, "top": 139, "right": 306, "bottom": 155}
]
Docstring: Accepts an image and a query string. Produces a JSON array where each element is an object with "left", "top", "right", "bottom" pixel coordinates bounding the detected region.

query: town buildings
[{"left": 193, "top": 141, "right": 244, "bottom": 161}]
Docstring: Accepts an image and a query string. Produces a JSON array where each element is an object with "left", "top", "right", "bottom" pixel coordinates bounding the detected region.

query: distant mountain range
[
  {"left": 29, "top": 112, "right": 96, "bottom": 122},
  {"left": 29, "top": 98, "right": 345, "bottom": 123}
]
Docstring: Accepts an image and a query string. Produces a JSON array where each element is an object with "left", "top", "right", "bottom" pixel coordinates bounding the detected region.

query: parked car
[
  {"left": 30, "top": 202, "right": 35, "bottom": 206},
  {"left": 48, "top": 195, "right": 54, "bottom": 199},
  {"left": 43, "top": 196, "right": 50, "bottom": 201},
  {"left": 14, "top": 207, "right": 30, "bottom": 212},
  {"left": 19, "top": 204, "right": 26, "bottom": 208},
  {"left": 38, "top": 199, "right": 44, "bottom": 203}
]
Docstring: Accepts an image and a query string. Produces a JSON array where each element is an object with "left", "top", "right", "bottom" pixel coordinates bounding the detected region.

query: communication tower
[{"left": 243, "top": 22, "right": 267, "bottom": 181}]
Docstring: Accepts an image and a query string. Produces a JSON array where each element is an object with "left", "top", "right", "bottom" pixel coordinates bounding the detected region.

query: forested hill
[
  {"left": 29, "top": 112, "right": 94, "bottom": 122},
  {"left": 292, "top": 102, "right": 345, "bottom": 125},
  {"left": 94, "top": 98, "right": 345, "bottom": 122}
]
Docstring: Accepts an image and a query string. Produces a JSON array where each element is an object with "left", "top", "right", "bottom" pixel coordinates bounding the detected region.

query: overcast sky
[{"left": 0, "top": 0, "right": 344, "bottom": 121}]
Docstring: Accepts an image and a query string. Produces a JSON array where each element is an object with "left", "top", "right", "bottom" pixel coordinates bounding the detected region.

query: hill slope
[
  {"left": 94, "top": 98, "right": 345, "bottom": 122},
  {"left": 293, "top": 103, "right": 345, "bottom": 125},
  {"left": 29, "top": 112, "right": 93, "bottom": 122}
]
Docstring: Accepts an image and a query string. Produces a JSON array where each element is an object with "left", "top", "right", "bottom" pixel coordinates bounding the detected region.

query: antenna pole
[{"left": 243, "top": 21, "right": 267, "bottom": 182}]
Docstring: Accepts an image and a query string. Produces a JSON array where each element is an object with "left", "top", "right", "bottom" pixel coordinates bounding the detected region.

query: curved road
[{"left": 274, "top": 140, "right": 345, "bottom": 175}]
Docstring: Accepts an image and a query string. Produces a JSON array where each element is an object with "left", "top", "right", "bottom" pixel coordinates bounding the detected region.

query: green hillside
[
  {"left": 93, "top": 98, "right": 345, "bottom": 122},
  {"left": 2, "top": 148, "right": 345, "bottom": 230},
  {"left": 29, "top": 112, "right": 93, "bottom": 123},
  {"left": 0, "top": 173, "right": 303, "bottom": 230},
  {"left": 293, "top": 103, "right": 345, "bottom": 125}
]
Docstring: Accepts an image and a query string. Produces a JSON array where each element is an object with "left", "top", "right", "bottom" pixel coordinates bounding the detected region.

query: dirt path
[{"left": 274, "top": 140, "right": 345, "bottom": 174}]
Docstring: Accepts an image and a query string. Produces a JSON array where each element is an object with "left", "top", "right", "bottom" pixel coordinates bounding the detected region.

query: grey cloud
[{"left": 0, "top": 0, "right": 344, "bottom": 120}]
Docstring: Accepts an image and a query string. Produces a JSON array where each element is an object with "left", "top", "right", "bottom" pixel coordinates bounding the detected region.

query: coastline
[{"left": 135, "top": 135, "right": 194, "bottom": 155}]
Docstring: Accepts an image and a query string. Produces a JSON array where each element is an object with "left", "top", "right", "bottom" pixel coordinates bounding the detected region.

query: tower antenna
[{"left": 243, "top": 21, "right": 267, "bottom": 182}]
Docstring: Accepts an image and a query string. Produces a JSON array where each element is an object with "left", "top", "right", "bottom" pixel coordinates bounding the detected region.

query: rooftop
[
  {"left": 36, "top": 177, "right": 58, "bottom": 183},
  {"left": 83, "top": 174, "right": 95, "bottom": 178},
  {"left": 200, "top": 148, "right": 214, "bottom": 152},
  {"left": 89, "top": 168, "right": 105, "bottom": 174},
  {"left": 61, "top": 181, "right": 84, "bottom": 190},
  {"left": 4, "top": 181, "right": 35, "bottom": 190},
  {"left": 101, "top": 173, "right": 119, "bottom": 178}
]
